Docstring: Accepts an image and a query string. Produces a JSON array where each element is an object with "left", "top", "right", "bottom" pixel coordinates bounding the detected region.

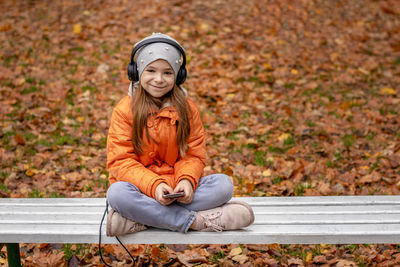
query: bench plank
[{"left": 1, "top": 196, "right": 400, "bottom": 244}]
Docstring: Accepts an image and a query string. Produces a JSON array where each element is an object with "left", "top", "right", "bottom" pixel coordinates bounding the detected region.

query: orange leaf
[
  {"left": 14, "top": 134, "right": 26, "bottom": 145},
  {"left": 152, "top": 246, "right": 161, "bottom": 259}
]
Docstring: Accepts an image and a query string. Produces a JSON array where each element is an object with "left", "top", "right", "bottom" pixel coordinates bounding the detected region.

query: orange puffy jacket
[{"left": 107, "top": 95, "right": 206, "bottom": 199}]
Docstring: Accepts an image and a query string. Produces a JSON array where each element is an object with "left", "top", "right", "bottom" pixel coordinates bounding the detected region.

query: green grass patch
[
  {"left": 50, "top": 192, "right": 65, "bottom": 198},
  {"left": 326, "top": 161, "right": 337, "bottom": 168},
  {"left": 69, "top": 46, "right": 84, "bottom": 53},
  {"left": 23, "top": 146, "right": 37, "bottom": 156},
  {"left": 268, "top": 146, "right": 287, "bottom": 154},
  {"left": 36, "top": 138, "right": 52, "bottom": 147},
  {"left": 272, "top": 176, "right": 283, "bottom": 185},
  {"left": 29, "top": 189, "right": 44, "bottom": 198},
  {"left": 210, "top": 250, "right": 225, "bottom": 263},
  {"left": 264, "top": 112, "right": 272, "bottom": 119},
  {"left": 367, "top": 131, "right": 375, "bottom": 140},
  {"left": 94, "top": 177, "right": 109, "bottom": 189},
  {"left": 53, "top": 133, "right": 77, "bottom": 146},
  {"left": 25, "top": 76, "right": 35, "bottom": 83},
  {"left": 306, "top": 120, "right": 316, "bottom": 127},
  {"left": 0, "top": 182, "right": 9, "bottom": 193},
  {"left": 284, "top": 83, "right": 295, "bottom": 89},
  {"left": 62, "top": 244, "right": 85, "bottom": 261},
  {"left": 21, "top": 86, "right": 38, "bottom": 94},
  {"left": 24, "top": 132, "right": 37, "bottom": 141},
  {"left": 342, "top": 134, "right": 355, "bottom": 148},
  {"left": 295, "top": 183, "right": 311, "bottom": 196},
  {"left": 82, "top": 85, "right": 97, "bottom": 92},
  {"left": 283, "top": 135, "right": 295, "bottom": 146},
  {"left": 82, "top": 182, "right": 93, "bottom": 192},
  {"left": 254, "top": 150, "right": 266, "bottom": 166}
]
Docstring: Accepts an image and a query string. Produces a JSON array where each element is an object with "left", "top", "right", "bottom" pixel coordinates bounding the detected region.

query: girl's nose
[{"left": 154, "top": 72, "right": 163, "bottom": 82}]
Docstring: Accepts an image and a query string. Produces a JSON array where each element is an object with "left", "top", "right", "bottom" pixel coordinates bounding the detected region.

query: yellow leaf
[
  {"left": 264, "top": 63, "right": 272, "bottom": 70},
  {"left": 267, "top": 157, "right": 274, "bottom": 163},
  {"left": 360, "top": 166, "right": 370, "bottom": 170},
  {"left": 305, "top": 251, "right": 313, "bottom": 262},
  {"left": 291, "top": 69, "right": 298, "bottom": 75},
  {"left": 269, "top": 243, "right": 280, "bottom": 251},
  {"left": 380, "top": 87, "right": 396, "bottom": 95},
  {"left": 25, "top": 169, "right": 35, "bottom": 177},
  {"left": 330, "top": 52, "right": 339, "bottom": 62},
  {"left": 232, "top": 254, "right": 248, "bottom": 264},
  {"left": 14, "top": 77, "right": 25, "bottom": 86},
  {"left": 220, "top": 54, "right": 229, "bottom": 60},
  {"left": 263, "top": 53, "right": 271, "bottom": 59},
  {"left": 229, "top": 247, "right": 242, "bottom": 257},
  {"left": 77, "top": 116, "right": 85, "bottom": 123},
  {"left": 246, "top": 138, "right": 257, "bottom": 145},
  {"left": 73, "top": 23, "right": 82, "bottom": 34},
  {"left": 227, "top": 93, "right": 235, "bottom": 99},
  {"left": 200, "top": 23, "right": 209, "bottom": 30},
  {"left": 242, "top": 28, "right": 252, "bottom": 34},
  {"left": 278, "top": 133, "right": 291, "bottom": 142},
  {"left": 366, "top": 152, "right": 381, "bottom": 158},
  {"left": 263, "top": 169, "right": 272, "bottom": 177},
  {"left": 334, "top": 38, "right": 343, "bottom": 45},
  {"left": 80, "top": 156, "right": 92, "bottom": 162}
]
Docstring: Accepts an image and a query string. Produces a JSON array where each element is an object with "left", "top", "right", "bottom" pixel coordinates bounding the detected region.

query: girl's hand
[
  {"left": 174, "top": 179, "right": 193, "bottom": 204},
  {"left": 155, "top": 183, "right": 175, "bottom": 206}
]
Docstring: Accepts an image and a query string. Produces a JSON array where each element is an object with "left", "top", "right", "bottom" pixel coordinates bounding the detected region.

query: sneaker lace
[
  {"left": 200, "top": 211, "right": 224, "bottom": 232},
  {"left": 129, "top": 223, "right": 146, "bottom": 232}
]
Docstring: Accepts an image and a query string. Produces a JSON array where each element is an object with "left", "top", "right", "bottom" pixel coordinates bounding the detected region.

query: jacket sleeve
[
  {"left": 107, "top": 98, "right": 166, "bottom": 198},
  {"left": 174, "top": 99, "right": 207, "bottom": 190}
]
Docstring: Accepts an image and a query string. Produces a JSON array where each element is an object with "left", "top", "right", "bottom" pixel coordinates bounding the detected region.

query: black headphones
[{"left": 127, "top": 37, "right": 187, "bottom": 85}]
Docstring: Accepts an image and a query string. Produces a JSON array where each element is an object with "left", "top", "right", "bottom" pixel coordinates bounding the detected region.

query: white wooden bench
[{"left": 1, "top": 196, "right": 400, "bottom": 266}]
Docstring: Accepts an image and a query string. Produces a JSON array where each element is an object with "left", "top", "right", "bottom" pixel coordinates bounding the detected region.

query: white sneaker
[
  {"left": 192, "top": 201, "right": 255, "bottom": 232},
  {"left": 106, "top": 209, "right": 147, "bottom": 236}
]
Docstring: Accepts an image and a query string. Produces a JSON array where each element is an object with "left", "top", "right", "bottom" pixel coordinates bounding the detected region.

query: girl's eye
[
  {"left": 165, "top": 71, "right": 173, "bottom": 75},
  {"left": 146, "top": 69, "right": 155, "bottom": 72}
]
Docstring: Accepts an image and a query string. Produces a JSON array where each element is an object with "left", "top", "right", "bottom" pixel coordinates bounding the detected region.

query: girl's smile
[{"left": 140, "top": 59, "right": 175, "bottom": 98}]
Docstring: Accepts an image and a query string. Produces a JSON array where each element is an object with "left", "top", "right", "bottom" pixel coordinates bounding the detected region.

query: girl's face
[{"left": 140, "top": 59, "right": 175, "bottom": 98}]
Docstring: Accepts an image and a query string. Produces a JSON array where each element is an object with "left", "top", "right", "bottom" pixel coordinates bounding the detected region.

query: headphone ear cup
[
  {"left": 127, "top": 62, "right": 139, "bottom": 81},
  {"left": 176, "top": 67, "right": 187, "bottom": 85}
]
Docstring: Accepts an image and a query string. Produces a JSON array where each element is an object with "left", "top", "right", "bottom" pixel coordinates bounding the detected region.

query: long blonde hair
[{"left": 131, "top": 84, "right": 191, "bottom": 157}]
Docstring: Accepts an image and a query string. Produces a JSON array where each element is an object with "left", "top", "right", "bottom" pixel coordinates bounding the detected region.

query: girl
[{"left": 106, "top": 33, "right": 254, "bottom": 236}]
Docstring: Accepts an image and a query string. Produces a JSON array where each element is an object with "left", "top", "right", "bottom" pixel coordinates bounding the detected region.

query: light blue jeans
[{"left": 107, "top": 173, "right": 233, "bottom": 233}]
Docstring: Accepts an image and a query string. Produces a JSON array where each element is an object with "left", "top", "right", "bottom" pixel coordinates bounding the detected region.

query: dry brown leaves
[{"left": 0, "top": 0, "right": 399, "bottom": 265}]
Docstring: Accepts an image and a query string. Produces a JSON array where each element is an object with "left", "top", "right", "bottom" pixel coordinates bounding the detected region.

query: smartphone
[{"left": 163, "top": 192, "right": 185, "bottom": 199}]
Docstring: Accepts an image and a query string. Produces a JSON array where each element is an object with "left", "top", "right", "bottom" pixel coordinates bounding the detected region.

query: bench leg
[{"left": 6, "top": 243, "right": 21, "bottom": 267}]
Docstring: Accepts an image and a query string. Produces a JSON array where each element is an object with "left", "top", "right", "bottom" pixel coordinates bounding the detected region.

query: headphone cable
[{"left": 99, "top": 201, "right": 138, "bottom": 266}]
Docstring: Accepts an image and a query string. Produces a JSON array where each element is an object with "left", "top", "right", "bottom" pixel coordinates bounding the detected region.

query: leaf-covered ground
[{"left": 0, "top": 0, "right": 399, "bottom": 266}]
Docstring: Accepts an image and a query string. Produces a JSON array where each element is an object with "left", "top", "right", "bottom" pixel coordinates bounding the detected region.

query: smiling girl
[{"left": 106, "top": 33, "right": 254, "bottom": 236}]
